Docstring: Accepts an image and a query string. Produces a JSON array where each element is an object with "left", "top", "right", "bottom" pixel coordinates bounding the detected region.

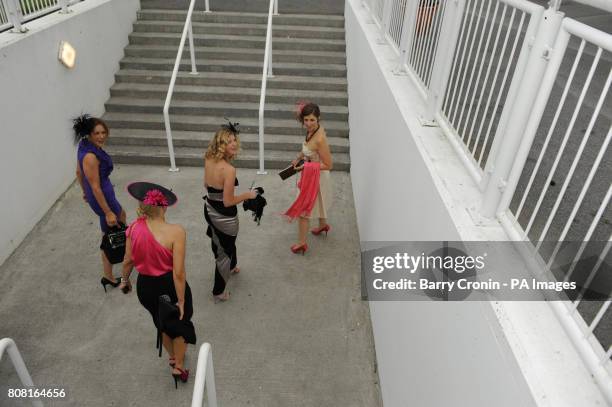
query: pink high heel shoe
[{"left": 311, "top": 224, "right": 331, "bottom": 236}]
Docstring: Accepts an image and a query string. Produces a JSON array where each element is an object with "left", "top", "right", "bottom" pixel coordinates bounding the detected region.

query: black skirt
[{"left": 136, "top": 272, "right": 196, "bottom": 344}]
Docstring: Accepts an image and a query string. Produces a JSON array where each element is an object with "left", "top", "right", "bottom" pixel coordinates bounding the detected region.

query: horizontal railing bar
[{"left": 563, "top": 18, "right": 612, "bottom": 52}]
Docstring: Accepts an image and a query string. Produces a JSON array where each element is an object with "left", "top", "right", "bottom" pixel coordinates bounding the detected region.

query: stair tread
[
  {"left": 134, "top": 20, "right": 345, "bottom": 33},
  {"left": 106, "top": 144, "right": 351, "bottom": 162},
  {"left": 109, "top": 128, "right": 350, "bottom": 147},
  {"left": 124, "top": 44, "right": 346, "bottom": 58},
  {"left": 121, "top": 56, "right": 346, "bottom": 70},
  {"left": 129, "top": 31, "right": 345, "bottom": 45},
  {"left": 103, "top": 112, "right": 349, "bottom": 130},
  {"left": 115, "top": 69, "right": 348, "bottom": 84},
  {"left": 107, "top": 97, "right": 348, "bottom": 114},
  {"left": 138, "top": 9, "right": 345, "bottom": 21},
  {"left": 111, "top": 83, "right": 347, "bottom": 98},
  {"left": 109, "top": 128, "right": 350, "bottom": 148}
]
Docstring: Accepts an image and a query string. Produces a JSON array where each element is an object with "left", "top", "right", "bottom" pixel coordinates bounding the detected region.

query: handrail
[
  {"left": 190, "top": 343, "right": 218, "bottom": 407},
  {"left": 1, "top": 0, "right": 78, "bottom": 33},
  {"left": 0, "top": 338, "right": 43, "bottom": 407},
  {"left": 257, "top": 0, "right": 278, "bottom": 175},
  {"left": 163, "top": 0, "right": 208, "bottom": 172}
]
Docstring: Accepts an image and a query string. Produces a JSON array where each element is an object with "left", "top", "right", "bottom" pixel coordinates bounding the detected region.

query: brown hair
[
  {"left": 296, "top": 102, "right": 321, "bottom": 124},
  {"left": 90, "top": 118, "right": 109, "bottom": 136},
  {"left": 205, "top": 128, "right": 240, "bottom": 161}
]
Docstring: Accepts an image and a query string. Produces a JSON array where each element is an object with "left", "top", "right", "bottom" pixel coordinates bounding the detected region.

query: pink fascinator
[{"left": 143, "top": 189, "right": 169, "bottom": 207}]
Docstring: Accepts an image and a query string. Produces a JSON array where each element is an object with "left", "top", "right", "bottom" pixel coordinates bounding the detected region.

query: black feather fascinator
[
  {"left": 72, "top": 114, "right": 94, "bottom": 143},
  {"left": 221, "top": 117, "right": 240, "bottom": 135}
]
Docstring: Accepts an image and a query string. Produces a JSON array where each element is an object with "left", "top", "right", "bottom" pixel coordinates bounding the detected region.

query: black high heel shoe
[
  {"left": 100, "top": 277, "right": 120, "bottom": 292},
  {"left": 172, "top": 367, "right": 189, "bottom": 389}
]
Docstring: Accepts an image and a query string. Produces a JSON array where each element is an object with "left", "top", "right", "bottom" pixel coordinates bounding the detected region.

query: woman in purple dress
[{"left": 74, "top": 115, "right": 126, "bottom": 291}]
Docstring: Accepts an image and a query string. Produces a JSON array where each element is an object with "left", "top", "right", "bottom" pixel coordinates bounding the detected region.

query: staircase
[{"left": 103, "top": 8, "right": 350, "bottom": 171}]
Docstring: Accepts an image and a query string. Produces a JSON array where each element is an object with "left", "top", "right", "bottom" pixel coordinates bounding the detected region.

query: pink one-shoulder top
[{"left": 126, "top": 217, "right": 173, "bottom": 277}]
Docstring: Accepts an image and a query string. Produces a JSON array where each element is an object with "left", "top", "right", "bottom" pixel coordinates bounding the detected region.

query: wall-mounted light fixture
[{"left": 58, "top": 41, "right": 76, "bottom": 69}]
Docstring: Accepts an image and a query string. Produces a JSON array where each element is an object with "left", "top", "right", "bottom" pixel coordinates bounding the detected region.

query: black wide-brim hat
[{"left": 127, "top": 182, "right": 178, "bottom": 206}]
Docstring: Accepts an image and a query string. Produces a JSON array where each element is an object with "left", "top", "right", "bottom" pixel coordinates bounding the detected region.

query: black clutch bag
[
  {"left": 157, "top": 295, "right": 180, "bottom": 357},
  {"left": 100, "top": 223, "right": 127, "bottom": 265},
  {"left": 278, "top": 160, "right": 304, "bottom": 180}
]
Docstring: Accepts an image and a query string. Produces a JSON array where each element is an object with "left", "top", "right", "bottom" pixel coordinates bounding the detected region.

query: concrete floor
[{"left": 0, "top": 164, "right": 382, "bottom": 407}]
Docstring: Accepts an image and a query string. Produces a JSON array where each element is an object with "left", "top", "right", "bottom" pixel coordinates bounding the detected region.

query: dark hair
[
  {"left": 72, "top": 114, "right": 109, "bottom": 144},
  {"left": 296, "top": 102, "right": 321, "bottom": 124}
]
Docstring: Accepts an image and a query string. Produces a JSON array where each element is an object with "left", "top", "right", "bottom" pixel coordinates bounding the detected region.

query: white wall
[
  {"left": 0, "top": 0, "right": 140, "bottom": 266},
  {"left": 345, "top": 1, "right": 607, "bottom": 406}
]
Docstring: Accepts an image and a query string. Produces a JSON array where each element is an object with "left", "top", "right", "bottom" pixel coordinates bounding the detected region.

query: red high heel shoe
[
  {"left": 311, "top": 224, "right": 331, "bottom": 236},
  {"left": 291, "top": 243, "right": 308, "bottom": 255},
  {"left": 172, "top": 367, "right": 189, "bottom": 389}
]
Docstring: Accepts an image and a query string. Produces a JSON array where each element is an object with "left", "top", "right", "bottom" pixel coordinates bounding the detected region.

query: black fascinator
[
  {"left": 72, "top": 114, "right": 94, "bottom": 143},
  {"left": 221, "top": 117, "right": 240, "bottom": 135}
]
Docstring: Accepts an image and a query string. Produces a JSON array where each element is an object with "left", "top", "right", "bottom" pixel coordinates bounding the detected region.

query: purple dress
[{"left": 77, "top": 139, "right": 123, "bottom": 232}]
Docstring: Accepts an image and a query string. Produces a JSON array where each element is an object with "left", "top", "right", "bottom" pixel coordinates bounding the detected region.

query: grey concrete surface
[{"left": 0, "top": 165, "right": 382, "bottom": 407}]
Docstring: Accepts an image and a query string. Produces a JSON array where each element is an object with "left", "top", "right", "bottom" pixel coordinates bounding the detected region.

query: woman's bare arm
[
  {"left": 172, "top": 226, "right": 187, "bottom": 319},
  {"left": 222, "top": 165, "right": 256, "bottom": 207},
  {"left": 82, "top": 153, "right": 117, "bottom": 226},
  {"left": 317, "top": 134, "right": 333, "bottom": 171},
  {"left": 119, "top": 237, "right": 134, "bottom": 292},
  {"left": 76, "top": 162, "right": 87, "bottom": 200}
]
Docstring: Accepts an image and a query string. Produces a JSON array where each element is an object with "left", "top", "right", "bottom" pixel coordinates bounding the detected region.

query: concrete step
[
  {"left": 132, "top": 20, "right": 345, "bottom": 40},
  {"left": 106, "top": 128, "right": 350, "bottom": 153},
  {"left": 105, "top": 144, "right": 351, "bottom": 171},
  {"left": 119, "top": 56, "right": 347, "bottom": 77},
  {"left": 109, "top": 83, "right": 348, "bottom": 105},
  {"left": 105, "top": 97, "right": 349, "bottom": 121},
  {"left": 102, "top": 112, "right": 350, "bottom": 137},
  {"left": 136, "top": 9, "right": 345, "bottom": 28},
  {"left": 114, "top": 70, "right": 348, "bottom": 92},
  {"left": 127, "top": 32, "right": 346, "bottom": 52},
  {"left": 123, "top": 45, "right": 346, "bottom": 64}
]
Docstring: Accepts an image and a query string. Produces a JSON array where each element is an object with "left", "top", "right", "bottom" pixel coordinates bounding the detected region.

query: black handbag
[
  {"left": 278, "top": 160, "right": 304, "bottom": 180},
  {"left": 100, "top": 223, "right": 127, "bottom": 264},
  {"left": 157, "top": 294, "right": 180, "bottom": 357}
]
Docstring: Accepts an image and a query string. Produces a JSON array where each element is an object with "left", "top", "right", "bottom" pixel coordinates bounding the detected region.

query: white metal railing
[
  {"left": 441, "top": 0, "right": 544, "bottom": 187},
  {"left": 257, "top": 0, "right": 278, "bottom": 175},
  {"left": 495, "top": 19, "right": 612, "bottom": 400},
  {"left": 0, "top": 338, "right": 43, "bottom": 407},
  {"left": 163, "top": 0, "right": 209, "bottom": 172},
  {"left": 190, "top": 343, "right": 218, "bottom": 407},
  {"left": 407, "top": 0, "right": 446, "bottom": 91},
  {"left": 0, "top": 0, "right": 77, "bottom": 33},
  {"left": 363, "top": 0, "right": 612, "bottom": 401}
]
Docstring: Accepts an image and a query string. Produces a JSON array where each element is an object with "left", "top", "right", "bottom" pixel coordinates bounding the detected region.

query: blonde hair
[
  {"left": 205, "top": 128, "right": 240, "bottom": 161},
  {"left": 136, "top": 203, "right": 164, "bottom": 218}
]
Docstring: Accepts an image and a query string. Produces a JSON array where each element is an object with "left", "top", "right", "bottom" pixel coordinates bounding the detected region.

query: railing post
[
  {"left": 421, "top": 0, "right": 466, "bottom": 123},
  {"left": 480, "top": 8, "right": 563, "bottom": 218},
  {"left": 204, "top": 0, "right": 211, "bottom": 13},
  {"left": 6, "top": 0, "right": 26, "bottom": 33},
  {"left": 496, "top": 20, "right": 571, "bottom": 219},
  {"left": 188, "top": 20, "right": 198, "bottom": 75},
  {"left": 191, "top": 343, "right": 218, "bottom": 407},
  {"left": 0, "top": 338, "right": 43, "bottom": 407},
  {"left": 393, "top": 0, "right": 419, "bottom": 74},
  {"left": 274, "top": 0, "right": 279, "bottom": 15},
  {"left": 58, "top": 0, "right": 71, "bottom": 14}
]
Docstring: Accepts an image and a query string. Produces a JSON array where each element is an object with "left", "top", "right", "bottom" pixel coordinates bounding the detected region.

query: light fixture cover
[{"left": 58, "top": 41, "right": 76, "bottom": 69}]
